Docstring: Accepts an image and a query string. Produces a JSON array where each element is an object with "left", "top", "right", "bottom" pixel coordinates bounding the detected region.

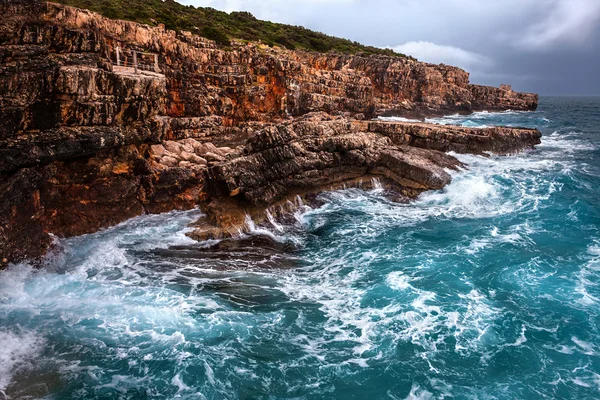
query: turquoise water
[{"left": 1, "top": 97, "right": 600, "bottom": 399}]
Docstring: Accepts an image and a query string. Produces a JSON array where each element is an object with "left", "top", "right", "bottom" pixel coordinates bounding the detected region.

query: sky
[{"left": 178, "top": 0, "right": 600, "bottom": 96}]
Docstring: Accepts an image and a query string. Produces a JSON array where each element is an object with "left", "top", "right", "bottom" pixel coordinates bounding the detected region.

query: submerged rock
[{"left": 149, "top": 235, "right": 299, "bottom": 271}]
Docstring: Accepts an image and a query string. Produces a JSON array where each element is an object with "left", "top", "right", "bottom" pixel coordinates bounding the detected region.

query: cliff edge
[{"left": 0, "top": 1, "right": 540, "bottom": 266}]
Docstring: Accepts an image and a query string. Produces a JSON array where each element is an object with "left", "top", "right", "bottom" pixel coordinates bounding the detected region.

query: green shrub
[
  {"left": 54, "top": 0, "right": 408, "bottom": 58},
  {"left": 309, "top": 38, "right": 330, "bottom": 52},
  {"left": 200, "top": 26, "right": 231, "bottom": 46}
]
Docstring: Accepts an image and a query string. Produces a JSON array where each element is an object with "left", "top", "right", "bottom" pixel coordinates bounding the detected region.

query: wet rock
[{"left": 149, "top": 238, "right": 299, "bottom": 270}]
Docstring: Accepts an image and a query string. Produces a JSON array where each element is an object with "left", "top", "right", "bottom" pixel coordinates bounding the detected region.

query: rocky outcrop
[
  {"left": 0, "top": 0, "right": 541, "bottom": 266},
  {"left": 0, "top": 145, "right": 207, "bottom": 264},
  {"left": 368, "top": 120, "right": 543, "bottom": 155},
  {"left": 184, "top": 113, "right": 540, "bottom": 240}
]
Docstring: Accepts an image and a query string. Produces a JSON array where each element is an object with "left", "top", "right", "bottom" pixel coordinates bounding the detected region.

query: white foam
[
  {"left": 265, "top": 209, "right": 284, "bottom": 232},
  {"left": 171, "top": 373, "right": 191, "bottom": 393},
  {"left": 464, "top": 238, "right": 490, "bottom": 255},
  {"left": 506, "top": 326, "right": 527, "bottom": 347},
  {"left": 386, "top": 271, "right": 415, "bottom": 291},
  {"left": 299, "top": 164, "right": 535, "bottom": 236},
  {"left": 377, "top": 116, "right": 421, "bottom": 123},
  {"left": 279, "top": 250, "right": 384, "bottom": 359},
  {"left": 371, "top": 177, "right": 384, "bottom": 191},
  {"left": 539, "top": 131, "right": 596, "bottom": 153},
  {"left": 0, "top": 208, "right": 244, "bottom": 396},
  {"left": 243, "top": 214, "right": 303, "bottom": 245},
  {"left": 464, "top": 225, "right": 530, "bottom": 255},
  {"left": 575, "top": 250, "right": 600, "bottom": 306},
  {"left": 345, "top": 358, "right": 369, "bottom": 368},
  {"left": 451, "top": 290, "right": 499, "bottom": 353},
  {"left": 588, "top": 243, "right": 600, "bottom": 257},
  {"left": 572, "top": 337, "right": 596, "bottom": 355},
  {"left": 0, "top": 263, "right": 35, "bottom": 304},
  {"left": 46, "top": 208, "right": 203, "bottom": 276},
  {"left": 404, "top": 383, "right": 434, "bottom": 400},
  {"left": 418, "top": 173, "right": 499, "bottom": 216},
  {"left": 423, "top": 109, "right": 540, "bottom": 129},
  {"left": 572, "top": 378, "right": 592, "bottom": 388},
  {"left": 415, "top": 148, "right": 570, "bottom": 220},
  {"left": 204, "top": 361, "right": 215, "bottom": 385},
  {"left": 0, "top": 329, "right": 44, "bottom": 391}
]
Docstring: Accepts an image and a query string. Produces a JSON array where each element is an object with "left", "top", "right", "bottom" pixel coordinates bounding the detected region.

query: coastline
[{"left": 0, "top": 1, "right": 540, "bottom": 267}]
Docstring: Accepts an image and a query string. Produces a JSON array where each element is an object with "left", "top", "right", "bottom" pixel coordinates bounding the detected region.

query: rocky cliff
[{"left": 0, "top": 0, "right": 541, "bottom": 266}]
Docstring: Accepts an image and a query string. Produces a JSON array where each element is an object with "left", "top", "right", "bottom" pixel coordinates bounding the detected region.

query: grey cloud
[
  {"left": 511, "top": 0, "right": 600, "bottom": 50},
  {"left": 390, "top": 41, "right": 492, "bottom": 71},
  {"left": 180, "top": 0, "right": 600, "bottom": 95}
]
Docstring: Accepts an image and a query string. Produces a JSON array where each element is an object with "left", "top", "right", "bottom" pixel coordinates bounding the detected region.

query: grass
[{"left": 52, "top": 0, "right": 406, "bottom": 57}]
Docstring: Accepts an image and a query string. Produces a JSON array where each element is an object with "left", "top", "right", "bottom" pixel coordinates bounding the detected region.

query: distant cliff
[{"left": 0, "top": 1, "right": 540, "bottom": 266}]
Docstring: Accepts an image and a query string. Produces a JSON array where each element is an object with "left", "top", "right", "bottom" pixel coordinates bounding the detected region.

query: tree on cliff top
[{"left": 53, "top": 0, "right": 406, "bottom": 57}]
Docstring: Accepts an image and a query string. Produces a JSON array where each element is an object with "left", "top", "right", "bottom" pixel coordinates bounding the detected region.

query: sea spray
[{"left": 1, "top": 98, "right": 600, "bottom": 399}]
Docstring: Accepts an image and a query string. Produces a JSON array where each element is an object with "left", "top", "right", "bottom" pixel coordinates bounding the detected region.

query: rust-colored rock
[{"left": 0, "top": 1, "right": 542, "bottom": 266}]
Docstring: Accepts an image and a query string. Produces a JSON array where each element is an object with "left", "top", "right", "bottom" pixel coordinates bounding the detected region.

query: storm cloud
[{"left": 179, "top": 0, "right": 600, "bottom": 95}]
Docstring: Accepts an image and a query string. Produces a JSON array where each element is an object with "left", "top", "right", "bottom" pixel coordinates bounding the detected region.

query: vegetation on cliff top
[{"left": 52, "top": 0, "right": 406, "bottom": 57}]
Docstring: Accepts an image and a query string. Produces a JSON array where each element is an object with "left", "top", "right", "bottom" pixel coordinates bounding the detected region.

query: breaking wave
[{"left": 1, "top": 98, "right": 600, "bottom": 399}]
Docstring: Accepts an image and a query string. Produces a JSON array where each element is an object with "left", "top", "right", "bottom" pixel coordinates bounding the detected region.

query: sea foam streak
[{"left": 2, "top": 99, "right": 600, "bottom": 398}]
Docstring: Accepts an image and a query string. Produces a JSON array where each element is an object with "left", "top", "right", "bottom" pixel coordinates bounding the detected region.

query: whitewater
[{"left": 1, "top": 97, "right": 599, "bottom": 399}]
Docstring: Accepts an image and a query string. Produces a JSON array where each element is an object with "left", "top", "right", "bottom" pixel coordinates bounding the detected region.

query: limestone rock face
[
  {"left": 368, "top": 121, "right": 543, "bottom": 155},
  {"left": 186, "top": 113, "right": 540, "bottom": 240},
  {"left": 0, "top": 0, "right": 541, "bottom": 266}
]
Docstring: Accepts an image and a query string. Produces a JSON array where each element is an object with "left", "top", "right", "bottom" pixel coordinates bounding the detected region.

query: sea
[{"left": 1, "top": 97, "right": 599, "bottom": 399}]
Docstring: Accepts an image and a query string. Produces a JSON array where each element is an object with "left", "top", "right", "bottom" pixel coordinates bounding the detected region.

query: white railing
[{"left": 112, "top": 46, "right": 162, "bottom": 74}]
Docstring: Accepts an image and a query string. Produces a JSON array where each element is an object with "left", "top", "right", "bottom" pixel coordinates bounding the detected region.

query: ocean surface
[{"left": 1, "top": 97, "right": 600, "bottom": 399}]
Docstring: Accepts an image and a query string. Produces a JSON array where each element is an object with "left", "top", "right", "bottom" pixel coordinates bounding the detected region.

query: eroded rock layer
[{"left": 0, "top": 0, "right": 541, "bottom": 266}]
